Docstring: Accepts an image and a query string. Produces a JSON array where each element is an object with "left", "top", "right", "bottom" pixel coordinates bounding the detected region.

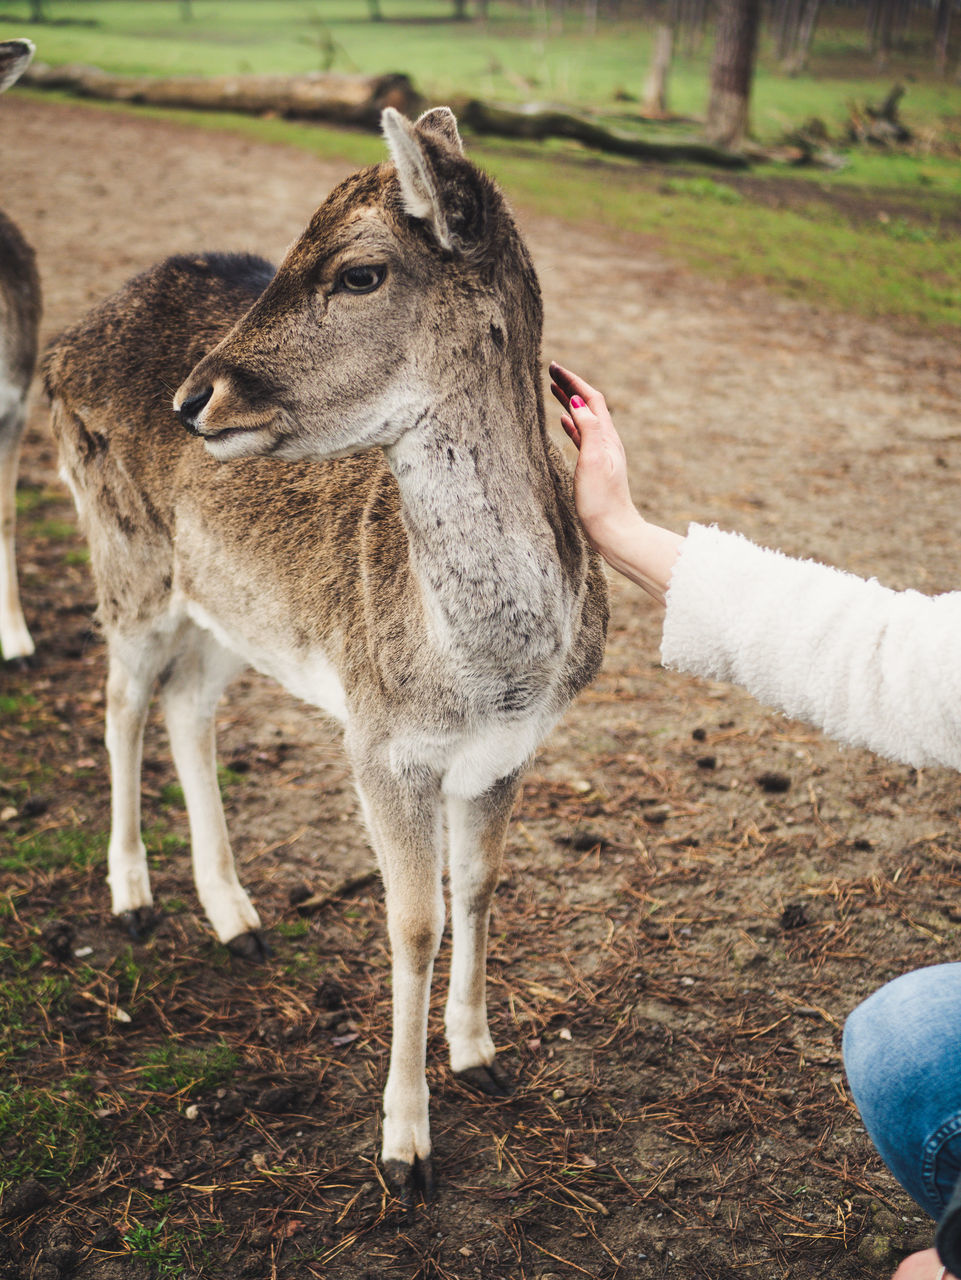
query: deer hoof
[
  {"left": 383, "top": 1155, "right": 436, "bottom": 1210},
  {"left": 120, "top": 906, "right": 159, "bottom": 942},
  {"left": 226, "top": 930, "right": 271, "bottom": 963},
  {"left": 455, "top": 1061, "right": 513, "bottom": 1098}
]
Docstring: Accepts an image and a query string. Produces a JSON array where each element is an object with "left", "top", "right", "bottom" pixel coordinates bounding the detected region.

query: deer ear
[
  {"left": 414, "top": 106, "right": 465, "bottom": 155},
  {"left": 382, "top": 106, "right": 456, "bottom": 250},
  {"left": 0, "top": 39, "right": 34, "bottom": 94}
]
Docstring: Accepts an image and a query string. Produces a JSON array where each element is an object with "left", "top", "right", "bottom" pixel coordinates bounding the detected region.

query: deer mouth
[{"left": 198, "top": 416, "right": 284, "bottom": 461}]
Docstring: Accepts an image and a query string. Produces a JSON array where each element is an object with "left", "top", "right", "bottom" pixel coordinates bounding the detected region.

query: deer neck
[{"left": 384, "top": 394, "right": 581, "bottom": 675}]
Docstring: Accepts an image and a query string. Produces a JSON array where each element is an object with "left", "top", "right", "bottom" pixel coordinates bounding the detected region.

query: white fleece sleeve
[{"left": 661, "top": 523, "right": 961, "bottom": 770}]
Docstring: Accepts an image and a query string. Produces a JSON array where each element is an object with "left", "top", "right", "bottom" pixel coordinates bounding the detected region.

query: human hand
[
  {"left": 548, "top": 361, "right": 638, "bottom": 551},
  {"left": 891, "top": 1247, "right": 955, "bottom": 1280},
  {"left": 549, "top": 361, "right": 683, "bottom": 605}
]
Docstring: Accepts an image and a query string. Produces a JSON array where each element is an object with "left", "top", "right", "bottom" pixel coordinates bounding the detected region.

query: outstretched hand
[
  {"left": 549, "top": 362, "right": 637, "bottom": 548},
  {"left": 549, "top": 361, "right": 684, "bottom": 605}
]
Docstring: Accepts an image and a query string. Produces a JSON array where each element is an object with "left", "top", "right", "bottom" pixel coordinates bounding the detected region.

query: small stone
[
  {"left": 184, "top": 1104, "right": 200, "bottom": 1121},
  {"left": 557, "top": 1027, "right": 572, "bottom": 1041},
  {"left": 0, "top": 806, "right": 17, "bottom": 821},
  {"left": 551, "top": 1088, "right": 566, "bottom": 1101},
  {"left": 756, "top": 771, "right": 791, "bottom": 793}
]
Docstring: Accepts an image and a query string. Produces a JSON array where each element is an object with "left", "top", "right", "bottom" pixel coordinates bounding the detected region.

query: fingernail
[{"left": 570, "top": 395, "right": 585, "bottom": 409}]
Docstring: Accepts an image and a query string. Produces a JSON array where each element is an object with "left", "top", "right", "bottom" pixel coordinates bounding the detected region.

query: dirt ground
[{"left": 2, "top": 97, "right": 961, "bottom": 1280}]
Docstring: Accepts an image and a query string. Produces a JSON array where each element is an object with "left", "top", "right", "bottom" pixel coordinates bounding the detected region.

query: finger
[
  {"left": 549, "top": 362, "right": 602, "bottom": 407},
  {"left": 560, "top": 413, "right": 580, "bottom": 448},
  {"left": 549, "top": 380, "right": 570, "bottom": 412}
]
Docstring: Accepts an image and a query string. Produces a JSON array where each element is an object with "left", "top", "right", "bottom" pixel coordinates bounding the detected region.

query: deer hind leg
[
  {"left": 0, "top": 403, "right": 33, "bottom": 661},
  {"left": 444, "top": 773, "right": 521, "bottom": 1096},
  {"left": 158, "top": 623, "right": 263, "bottom": 958},
  {"left": 352, "top": 753, "right": 444, "bottom": 1202}
]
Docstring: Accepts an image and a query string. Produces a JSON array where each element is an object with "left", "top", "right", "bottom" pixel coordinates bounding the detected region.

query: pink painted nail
[{"left": 570, "top": 395, "right": 585, "bottom": 409}]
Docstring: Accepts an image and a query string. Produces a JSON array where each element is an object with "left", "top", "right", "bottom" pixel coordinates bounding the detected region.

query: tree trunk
[
  {"left": 873, "top": 0, "right": 896, "bottom": 65},
  {"left": 775, "top": 0, "right": 802, "bottom": 63},
  {"left": 783, "top": 0, "right": 821, "bottom": 74},
  {"left": 705, "top": 0, "right": 761, "bottom": 149},
  {"left": 934, "top": 0, "right": 952, "bottom": 73},
  {"left": 28, "top": 0, "right": 45, "bottom": 20},
  {"left": 367, "top": 0, "right": 384, "bottom": 21},
  {"left": 642, "top": 22, "right": 674, "bottom": 115},
  {"left": 681, "top": 0, "right": 709, "bottom": 53}
]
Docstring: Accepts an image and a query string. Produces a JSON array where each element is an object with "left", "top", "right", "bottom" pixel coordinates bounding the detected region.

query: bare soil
[{"left": 2, "top": 97, "right": 960, "bottom": 1280}]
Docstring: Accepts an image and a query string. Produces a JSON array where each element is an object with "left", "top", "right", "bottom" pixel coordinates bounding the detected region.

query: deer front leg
[
  {"left": 105, "top": 639, "right": 163, "bottom": 938},
  {"left": 444, "top": 774, "right": 521, "bottom": 1096},
  {"left": 0, "top": 415, "right": 33, "bottom": 661},
  {"left": 159, "top": 626, "right": 263, "bottom": 958},
  {"left": 353, "top": 756, "right": 444, "bottom": 1204}
]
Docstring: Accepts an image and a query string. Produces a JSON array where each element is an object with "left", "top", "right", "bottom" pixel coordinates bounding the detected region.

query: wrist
[{"left": 588, "top": 511, "right": 684, "bottom": 606}]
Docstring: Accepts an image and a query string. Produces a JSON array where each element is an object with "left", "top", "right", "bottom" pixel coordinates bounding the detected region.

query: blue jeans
[{"left": 843, "top": 963, "right": 961, "bottom": 1220}]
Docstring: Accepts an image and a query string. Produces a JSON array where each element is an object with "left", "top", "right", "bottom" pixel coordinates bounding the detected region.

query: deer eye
[{"left": 338, "top": 264, "right": 386, "bottom": 294}]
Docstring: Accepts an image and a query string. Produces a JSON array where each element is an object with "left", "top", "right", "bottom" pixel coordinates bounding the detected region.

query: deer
[
  {"left": 0, "top": 38, "right": 41, "bottom": 662},
  {"left": 43, "top": 106, "right": 608, "bottom": 1200}
]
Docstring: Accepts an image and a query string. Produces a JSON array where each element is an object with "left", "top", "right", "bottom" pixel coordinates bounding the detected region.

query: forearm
[{"left": 662, "top": 524, "right": 961, "bottom": 770}]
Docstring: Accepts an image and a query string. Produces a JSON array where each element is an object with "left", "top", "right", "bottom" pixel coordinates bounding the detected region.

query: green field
[{"left": 2, "top": 0, "right": 960, "bottom": 329}]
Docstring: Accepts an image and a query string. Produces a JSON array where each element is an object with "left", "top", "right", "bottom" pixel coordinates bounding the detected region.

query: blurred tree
[
  {"left": 777, "top": 0, "right": 822, "bottom": 73},
  {"left": 934, "top": 0, "right": 952, "bottom": 72},
  {"left": 28, "top": 0, "right": 46, "bottom": 19},
  {"left": 705, "top": 0, "right": 760, "bottom": 148},
  {"left": 642, "top": 12, "right": 676, "bottom": 115}
]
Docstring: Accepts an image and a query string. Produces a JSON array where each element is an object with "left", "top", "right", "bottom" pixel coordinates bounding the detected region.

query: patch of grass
[
  {"left": 14, "top": 485, "right": 61, "bottom": 516},
  {"left": 0, "top": 944, "right": 70, "bottom": 1059},
  {"left": 124, "top": 1215, "right": 190, "bottom": 1278},
  {"left": 137, "top": 1039, "right": 239, "bottom": 1097},
  {"left": 0, "top": 825, "right": 106, "bottom": 873},
  {"left": 27, "top": 516, "right": 78, "bottom": 543},
  {"left": 0, "top": 691, "right": 38, "bottom": 719},
  {"left": 0, "top": 1075, "right": 109, "bottom": 1184},
  {"left": 660, "top": 175, "right": 745, "bottom": 204},
  {"left": 274, "top": 918, "right": 310, "bottom": 940}
]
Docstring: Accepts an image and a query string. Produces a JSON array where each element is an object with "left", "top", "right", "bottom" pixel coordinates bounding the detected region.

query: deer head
[
  {"left": 174, "top": 107, "right": 543, "bottom": 464},
  {"left": 0, "top": 39, "right": 34, "bottom": 93}
]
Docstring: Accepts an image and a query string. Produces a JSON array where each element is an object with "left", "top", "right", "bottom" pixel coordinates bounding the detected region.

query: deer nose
[{"left": 178, "top": 386, "right": 214, "bottom": 434}]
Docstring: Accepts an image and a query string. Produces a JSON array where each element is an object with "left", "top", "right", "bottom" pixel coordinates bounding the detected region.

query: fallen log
[
  {"left": 458, "top": 98, "right": 751, "bottom": 169},
  {"left": 22, "top": 62, "right": 421, "bottom": 127},
  {"left": 22, "top": 62, "right": 751, "bottom": 168}
]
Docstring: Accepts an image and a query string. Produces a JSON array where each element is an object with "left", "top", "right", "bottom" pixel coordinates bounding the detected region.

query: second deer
[
  {"left": 0, "top": 38, "right": 40, "bottom": 661},
  {"left": 45, "top": 107, "right": 608, "bottom": 1198}
]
